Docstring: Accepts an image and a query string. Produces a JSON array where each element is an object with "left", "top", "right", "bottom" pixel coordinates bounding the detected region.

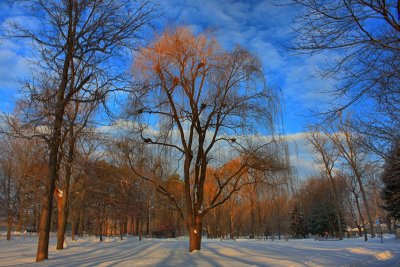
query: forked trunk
[
  {"left": 57, "top": 193, "right": 70, "bottom": 249},
  {"left": 57, "top": 126, "right": 75, "bottom": 249}
]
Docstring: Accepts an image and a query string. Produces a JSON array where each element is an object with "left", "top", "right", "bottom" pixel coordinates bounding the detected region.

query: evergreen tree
[
  {"left": 381, "top": 142, "right": 400, "bottom": 219},
  {"left": 289, "top": 205, "right": 307, "bottom": 238}
]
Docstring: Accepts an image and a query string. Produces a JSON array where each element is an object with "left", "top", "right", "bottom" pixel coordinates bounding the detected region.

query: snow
[
  {"left": 55, "top": 188, "right": 64, "bottom": 198},
  {"left": 0, "top": 234, "right": 399, "bottom": 266}
]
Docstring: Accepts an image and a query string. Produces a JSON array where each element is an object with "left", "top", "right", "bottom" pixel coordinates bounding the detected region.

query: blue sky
[
  {"left": 0, "top": 0, "right": 340, "bottom": 177},
  {"left": 156, "top": 0, "right": 338, "bottom": 134}
]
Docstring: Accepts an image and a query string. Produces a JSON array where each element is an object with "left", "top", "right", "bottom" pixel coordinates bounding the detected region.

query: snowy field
[{"left": 1, "top": 234, "right": 399, "bottom": 266}]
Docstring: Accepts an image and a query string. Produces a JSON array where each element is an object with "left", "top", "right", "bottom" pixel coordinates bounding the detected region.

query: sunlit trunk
[
  {"left": 55, "top": 189, "right": 64, "bottom": 249},
  {"left": 188, "top": 215, "right": 202, "bottom": 252},
  {"left": 57, "top": 134, "right": 74, "bottom": 249}
]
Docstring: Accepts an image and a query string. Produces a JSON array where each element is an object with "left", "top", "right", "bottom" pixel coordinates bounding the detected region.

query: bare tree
[
  {"left": 0, "top": 138, "right": 18, "bottom": 241},
  {"left": 329, "top": 119, "right": 376, "bottom": 238},
  {"left": 55, "top": 98, "right": 98, "bottom": 250},
  {"left": 2, "top": 0, "right": 158, "bottom": 261},
  {"left": 340, "top": 171, "right": 368, "bottom": 240},
  {"left": 307, "top": 129, "right": 344, "bottom": 240},
  {"left": 125, "top": 27, "right": 289, "bottom": 252},
  {"left": 287, "top": 0, "right": 400, "bottom": 154}
]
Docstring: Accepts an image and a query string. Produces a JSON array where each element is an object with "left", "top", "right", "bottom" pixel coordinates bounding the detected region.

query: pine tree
[
  {"left": 290, "top": 205, "right": 307, "bottom": 238},
  {"left": 381, "top": 142, "right": 400, "bottom": 219}
]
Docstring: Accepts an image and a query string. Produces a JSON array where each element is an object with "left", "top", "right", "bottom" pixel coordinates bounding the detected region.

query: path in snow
[{"left": 0, "top": 235, "right": 399, "bottom": 266}]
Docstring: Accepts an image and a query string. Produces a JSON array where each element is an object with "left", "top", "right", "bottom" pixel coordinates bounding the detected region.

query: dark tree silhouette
[{"left": 381, "top": 141, "right": 400, "bottom": 219}]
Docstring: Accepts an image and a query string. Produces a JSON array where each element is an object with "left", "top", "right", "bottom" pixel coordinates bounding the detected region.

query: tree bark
[
  {"left": 17, "top": 207, "right": 23, "bottom": 232},
  {"left": 229, "top": 212, "right": 234, "bottom": 239},
  {"left": 6, "top": 172, "right": 12, "bottom": 241},
  {"left": 71, "top": 211, "right": 77, "bottom": 241},
  {"left": 188, "top": 215, "right": 202, "bottom": 252},
  {"left": 57, "top": 132, "right": 75, "bottom": 249},
  {"left": 334, "top": 203, "right": 344, "bottom": 240},
  {"left": 99, "top": 219, "right": 103, "bottom": 242},
  {"left": 355, "top": 194, "right": 368, "bottom": 241},
  {"left": 120, "top": 220, "right": 124, "bottom": 240},
  {"left": 139, "top": 219, "right": 142, "bottom": 241},
  {"left": 36, "top": 0, "right": 74, "bottom": 260},
  {"left": 357, "top": 176, "right": 375, "bottom": 238},
  {"left": 6, "top": 216, "right": 13, "bottom": 241},
  {"left": 78, "top": 210, "right": 84, "bottom": 236}
]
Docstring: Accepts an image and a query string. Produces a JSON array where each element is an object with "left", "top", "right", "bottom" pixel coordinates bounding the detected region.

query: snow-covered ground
[{"left": 1, "top": 234, "right": 399, "bottom": 266}]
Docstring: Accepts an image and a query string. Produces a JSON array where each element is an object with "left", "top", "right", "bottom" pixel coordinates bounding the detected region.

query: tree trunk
[
  {"left": 328, "top": 177, "right": 344, "bottom": 240},
  {"left": 334, "top": 208, "right": 343, "bottom": 240},
  {"left": 188, "top": 215, "right": 202, "bottom": 252},
  {"left": 78, "top": 211, "right": 83, "bottom": 236},
  {"left": 24, "top": 208, "right": 29, "bottom": 231},
  {"left": 124, "top": 216, "right": 128, "bottom": 235},
  {"left": 17, "top": 207, "right": 23, "bottom": 232},
  {"left": 71, "top": 211, "right": 77, "bottom": 241},
  {"left": 36, "top": 204, "right": 40, "bottom": 233},
  {"left": 114, "top": 218, "right": 117, "bottom": 237},
  {"left": 120, "top": 220, "right": 124, "bottom": 240},
  {"left": 99, "top": 220, "right": 103, "bottom": 242},
  {"left": 229, "top": 213, "right": 234, "bottom": 239},
  {"left": 35, "top": 0, "right": 74, "bottom": 260},
  {"left": 357, "top": 179, "right": 375, "bottom": 238},
  {"left": 6, "top": 216, "right": 13, "bottom": 241},
  {"left": 355, "top": 195, "right": 368, "bottom": 241},
  {"left": 6, "top": 173, "right": 13, "bottom": 241},
  {"left": 135, "top": 217, "right": 139, "bottom": 236},
  {"left": 250, "top": 201, "right": 255, "bottom": 238},
  {"left": 356, "top": 225, "right": 362, "bottom": 237},
  {"left": 385, "top": 215, "right": 392, "bottom": 233},
  {"left": 146, "top": 214, "right": 150, "bottom": 238},
  {"left": 55, "top": 188, "right": 64, "bottom": 250},
  {"left": 139, "top": 219, "right": 142, "bottom": 241},
  {"left": 57, "top": 134, "right": 75, "bottom": 250}
]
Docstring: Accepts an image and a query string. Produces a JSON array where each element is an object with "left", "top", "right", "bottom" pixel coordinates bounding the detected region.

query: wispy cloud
[
  {"left": 158, "top": 0, "right": 339, "bottom": 133},
  {"left": 0, "top": 1, "right": 334, "bottom": 177}
]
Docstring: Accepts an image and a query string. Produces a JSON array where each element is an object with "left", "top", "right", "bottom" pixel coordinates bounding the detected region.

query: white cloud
[{"left": 97, "top": 118, "right": 318, "bottom": 179}]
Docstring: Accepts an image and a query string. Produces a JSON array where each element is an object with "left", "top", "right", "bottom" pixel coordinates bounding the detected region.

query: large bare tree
[
  {"left": 330, "top": 119, "right": 376, "bottom": 238},
  {"left": 3, "top": 0, "right": 158, "bottom": 261},
  {"left": 287, "top": 0, "right": 400, "bottom": 154},
  {"left": 126, "top": 27, "right": 289, "bottom": 252}
]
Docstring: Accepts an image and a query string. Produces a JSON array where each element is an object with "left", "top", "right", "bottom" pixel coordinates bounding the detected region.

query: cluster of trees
[
  {"left": 0, "top": 0, "right": 290, "bottom": 260},
  {"left": 0, "top": 138, "right": 186, "bottom": 242},
  {"left": 285, "top": 0, "right": 400, "bottom": 239},
  {"left": 0, "top": 0, "right": 399, "bottom": 264}
]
